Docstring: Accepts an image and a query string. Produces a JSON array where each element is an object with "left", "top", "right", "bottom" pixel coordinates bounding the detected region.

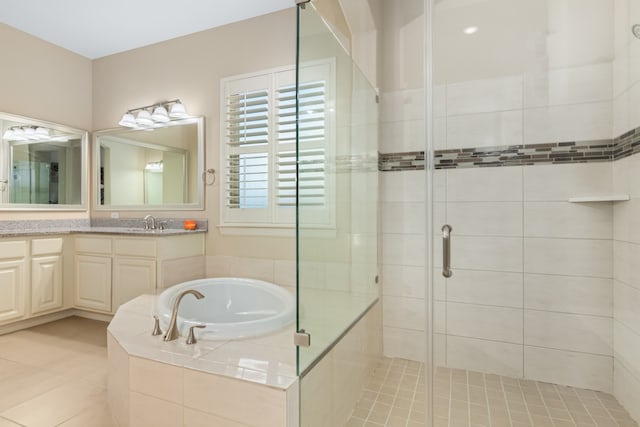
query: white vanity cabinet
[
  {"left": 74, "top": 237, "right": 113, "bottom": 312},
  {"left": 30, "top": 238, "right": 64, "bottom": 315},
  {"left": 74, "top": 233, "right": 204, "bottom": 314},
  {"left": 112, "top": 238, "right": 157, "bottom": 311},
  {"left": 0, "top": 241, "right": 27, "bottom": 323}
]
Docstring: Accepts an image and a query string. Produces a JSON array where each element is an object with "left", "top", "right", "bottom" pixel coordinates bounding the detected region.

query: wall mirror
[
  {"left": 94, "top": 117, "right": 204, "bottom": 210},
  {"left": 0, "top": 112, "right": 88, "bottom": 210}
]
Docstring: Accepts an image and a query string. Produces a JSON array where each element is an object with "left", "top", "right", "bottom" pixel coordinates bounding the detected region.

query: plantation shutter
[
  {"left": 221, "top": 60, "right": 335, "bottom": 228},
  {"left": 276, "top": 81, "right": 326, "bottom": 209}
]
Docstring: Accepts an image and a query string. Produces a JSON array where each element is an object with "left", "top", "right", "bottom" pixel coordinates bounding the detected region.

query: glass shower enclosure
[
  {"left": 295, "top": 2, "right": 380, "bottom": 426},
  {"left": 428, "top": 0, "right": 640, "bottom": 426}
]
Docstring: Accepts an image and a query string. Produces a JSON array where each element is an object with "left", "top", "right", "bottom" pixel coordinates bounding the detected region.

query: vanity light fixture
[
  {"left": 145, "top": 160, "right": 163, "bottom": 171},
  {"left": 119, "top": 99, "right": 189, "bottom": 128},
  {"left": 3, "top": 125, "right": 54, "bottom": 141}
]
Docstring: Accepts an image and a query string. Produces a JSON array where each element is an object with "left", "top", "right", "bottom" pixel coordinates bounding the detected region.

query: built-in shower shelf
[{"left": 568, "top": 195, "right": 630, "bottom": 203}]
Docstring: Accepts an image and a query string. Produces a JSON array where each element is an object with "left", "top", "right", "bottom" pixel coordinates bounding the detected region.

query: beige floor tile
[
  {"left": 552, "top": 420, "right": 575, "bottom": 427},
  {"left": 386, "top": 416, "right": 408, "bottom": 427},
  {"left": 0, "top": 417, "right": 23, "bottom": 427},
  {"left": 1, "top": 380, "right": 106, "bottom": 427},
  {"left": 56, "top": 401, "right": 116, "bottom": 427},
  {"left": 346, "top": 417, "right": 366, "bottom": 427},
  {"left": 0, "top": 368, "right": 68, "bottom": 412},
  {"left": 358, "top": 357, "right": 640, "bottom": 427}
]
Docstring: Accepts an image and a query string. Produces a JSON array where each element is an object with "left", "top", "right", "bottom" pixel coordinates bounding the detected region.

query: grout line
[{"left": 466, "top": 370, "right": 471, "bottom": 427}]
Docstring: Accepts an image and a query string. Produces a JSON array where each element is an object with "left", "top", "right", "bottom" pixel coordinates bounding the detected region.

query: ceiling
[{"left": 0, "top": 0, "right": 293, "bottom": 59}]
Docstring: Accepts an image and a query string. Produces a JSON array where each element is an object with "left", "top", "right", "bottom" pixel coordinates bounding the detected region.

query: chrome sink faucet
[
  {"left": 163, "top": 289, "right": 205, "bottom": 341},
  {"left": 143, "top": 214, "right": 157, "bottom": 230}
]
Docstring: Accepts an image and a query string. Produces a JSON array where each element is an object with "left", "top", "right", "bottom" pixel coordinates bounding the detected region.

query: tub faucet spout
[{"left": 163, "top": 289, "right": 205, "bottom": 341}]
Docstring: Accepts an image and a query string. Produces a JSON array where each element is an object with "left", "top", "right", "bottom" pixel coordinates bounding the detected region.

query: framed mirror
[
  {"left": 94, "top": 116, "right": 204, "bottom": 210},
  {"left": 0, "top": 112, "right": 88, "bottom": 210}
]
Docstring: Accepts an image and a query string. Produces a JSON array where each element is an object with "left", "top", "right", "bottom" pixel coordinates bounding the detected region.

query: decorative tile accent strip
[
  {"left": 379, "top": 125, "right": 640, "bottom": 171},
  {"left": 378, "top": 152, "right": 425, "bottom": 171},
  {"left": 435, "top": 139, "right": 613, "bottom": 169},
  {"left": 613, "top": 126, "right": 640, "bottom": 161}
]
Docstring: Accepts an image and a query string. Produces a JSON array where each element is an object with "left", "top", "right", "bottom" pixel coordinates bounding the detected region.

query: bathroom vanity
[
  {"left": 74, "top": 233, "right": 204, "bottom": 313},
  {"left": 0, "top": 226, "right": 205, "bottom": 333}
]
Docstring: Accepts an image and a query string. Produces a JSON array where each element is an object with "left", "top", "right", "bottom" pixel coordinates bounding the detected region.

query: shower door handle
[{"left": 442, "top": 224, "right": 453, "bottom": 278}]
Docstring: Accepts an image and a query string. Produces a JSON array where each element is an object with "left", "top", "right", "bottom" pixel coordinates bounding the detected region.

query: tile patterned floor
[
  {"left": 349, "top": 358, "right": 639, "bottom": 427},
  {"left": 0, "top": 316, "right": 114, "bottom": 427},
  {"left": 1, "top": 321, "right": 637, "bottom": 427},
  {"left": 347, "top": 358, "right": 427, "bottom": 427}
]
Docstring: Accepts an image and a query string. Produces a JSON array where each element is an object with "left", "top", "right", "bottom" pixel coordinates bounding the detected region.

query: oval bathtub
[{"left": 155, "top": 277, "right": 295, "bottom": 340}]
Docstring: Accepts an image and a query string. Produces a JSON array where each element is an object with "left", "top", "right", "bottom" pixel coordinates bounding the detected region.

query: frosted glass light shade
[
  {"left": 35, "top": 127, "right": 50, "bottom": 138},
  {"left": 151, "top": 105, "right": 170, "bottom": 122},
  {"left": 25, "top": 127, "right": 38, "bottom": 139},
  {"left": 136, "top": 110, "right": 154, "bottom": 126},
  {"left": 169, "top": 102, "right": 188, "bottom": 118},
  {"left": 118, "top": 112, "right": 137, "bottom": 127},
  {"left": 11, "top": 128, "right": 26, "bottom": 140}
]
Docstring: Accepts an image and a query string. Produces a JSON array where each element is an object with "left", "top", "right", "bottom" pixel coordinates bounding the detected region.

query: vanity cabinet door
[
  {"left": 112, "top": 257, "right": 156, "bottom": 312},
  {"left": 75, "top": 255, "right": 112, "bottom": 312},
  {"left": 0, "top": 259, "right": 27, "bottom": 323},
  {"left": 31, "top": 255, "right": 63, "bottom": 315}
]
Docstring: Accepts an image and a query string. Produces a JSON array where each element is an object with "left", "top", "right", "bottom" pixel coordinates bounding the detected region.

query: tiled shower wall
[
  {"left": 432, "top": 162, "right": 614, "bottom": 392},
  {"left": 379, "top": 0, "right": 427, "bottom": 362},
  {"left": 612, "top": 0, "right": 640, "bottom": 422},
  {"left": 380, "top": 0, "right": 640, "bottom": 420}
]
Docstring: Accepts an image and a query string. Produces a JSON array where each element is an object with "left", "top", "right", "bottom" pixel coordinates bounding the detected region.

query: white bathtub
[{"left": 155, "top": 277, "right": 295, "bottom": 340}]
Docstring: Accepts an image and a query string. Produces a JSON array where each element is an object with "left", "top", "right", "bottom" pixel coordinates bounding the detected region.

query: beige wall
[
  {"left": 0, "top": 24, "right": 92, "bottom": 130},
  {"left": 314, "top": 0, "right": 382, "bottom": 89},
  {"left": 0, "top": 24, "right": 92, "bottom": 220},
  {"left": 92, "top": 9, "right": 297, "bottom": 259}
]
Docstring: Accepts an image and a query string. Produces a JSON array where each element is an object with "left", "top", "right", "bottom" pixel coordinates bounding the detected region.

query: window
[{"left": 220, "top": 61, "right": 335, "bottom": 229}]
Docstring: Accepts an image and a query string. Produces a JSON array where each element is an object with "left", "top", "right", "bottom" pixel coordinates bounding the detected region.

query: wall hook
[{"left": 202, "top": 168, "right": 216, "bottom": 186}]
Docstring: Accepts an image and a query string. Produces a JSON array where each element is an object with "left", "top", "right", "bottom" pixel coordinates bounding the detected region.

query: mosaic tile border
[
  {"left": 379, "top": 125, "right": 640, "bottom": 171},
  {"left": 434, "top": 139, "right": 613, "bottom": 169}
]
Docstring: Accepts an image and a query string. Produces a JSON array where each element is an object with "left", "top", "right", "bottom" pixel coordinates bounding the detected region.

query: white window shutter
[{"left": 221, "top": 60, "right": 335, "bottom": 228}]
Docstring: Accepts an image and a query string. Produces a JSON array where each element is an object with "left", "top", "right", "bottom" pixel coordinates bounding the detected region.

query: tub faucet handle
[
  {"left": 186, "top": 324, "right": 206, "bottom": 345},
  {"left": 152, "top": 315, "right": 163, "bottom": 336}
]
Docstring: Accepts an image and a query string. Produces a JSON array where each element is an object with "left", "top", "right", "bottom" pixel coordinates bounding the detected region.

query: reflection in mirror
[
  {"left": 0, "top": 113, "right": 88, "bottom": 210},
  {"left": 94, "top": 117, "right": 204, "bottom": 210}
]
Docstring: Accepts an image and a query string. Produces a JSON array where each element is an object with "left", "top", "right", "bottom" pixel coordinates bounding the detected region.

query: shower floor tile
[{"left": 348, "top": 358, "right": 639, "bottom": 427}]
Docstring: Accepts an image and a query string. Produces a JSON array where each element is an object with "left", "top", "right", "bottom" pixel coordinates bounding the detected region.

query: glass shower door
[
  {"left": 295, "top": 3, "right": 379, "bottom": 426},
  {"left": 429, "top": 0, "right": 640, "bottom": 426}
]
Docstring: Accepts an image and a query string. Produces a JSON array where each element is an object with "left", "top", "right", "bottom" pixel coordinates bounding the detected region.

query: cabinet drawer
[
  {"left": 75, "top": 237, "right": 112, "bottom": 254},
  {"left": 114, "top": 238, "right": 156, "bottom": 257},
  {"left": 32, "top": 238, "right": 64, "bottom": 256},
  {"left": 0, "top": 241, "right": 27, "bottom": 260}
]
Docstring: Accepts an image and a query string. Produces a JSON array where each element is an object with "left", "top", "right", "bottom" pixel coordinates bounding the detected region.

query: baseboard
[{"left": 0, "top": 309, "right": 75, "bottom": 335}]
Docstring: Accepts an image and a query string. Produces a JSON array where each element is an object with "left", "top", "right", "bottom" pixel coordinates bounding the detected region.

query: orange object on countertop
[{"left": 183, "top": 220, "right": 196, "bottom": 230}]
